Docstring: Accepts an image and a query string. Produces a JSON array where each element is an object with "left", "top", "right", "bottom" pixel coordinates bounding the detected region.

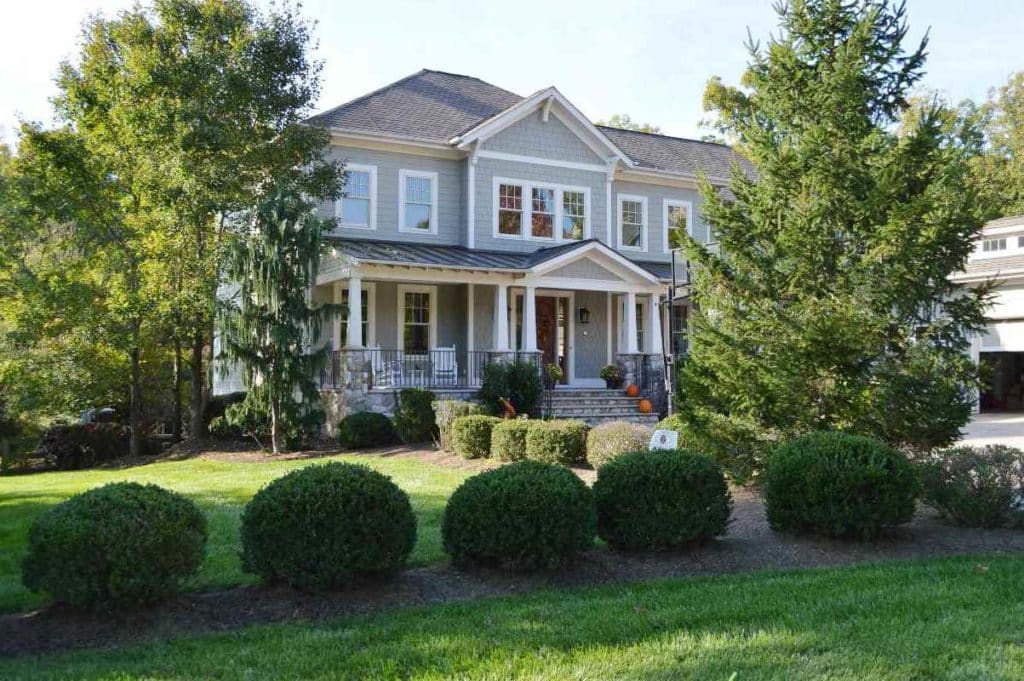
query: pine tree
[
  {"left": 219, "top": 176, "right": 339, "bottom": 454},
  {"left": 678, "top": 0, "right": 992, "bottom": 479}
]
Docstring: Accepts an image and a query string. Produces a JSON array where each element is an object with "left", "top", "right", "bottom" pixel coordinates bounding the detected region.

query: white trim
[
  {"left": 328, "top": 130, "right": 463, "bottom": 158},
  {"left": 662, "top": 199, "right": 694, "bottom": 253},
  {"left": 338, "top": 281, "right": 376, "bottom": 348},
  {"left": 397, "top": 284, "right": 438, "bottom": 352},
  {"left": 616, "top": 194, "right": 648, "bottom": 252},
  {"left": 467, "top": 144, "right": 479, "bottom": 249},
  {"left": 491, "top": 175, "right": 592, "bottom": 243},
  {"left": 513, "top": 288, "right": 576, "bottom": 384},
  {"left": 531, "top": 241, "right": 662, "bottom": 284},
  {"left": 398, "top": 169, "right": 439, "bottom": 236},
  {"left": 335, "top": 164, "right": 377, "bottom": 231},
  {"left": 475, "top": 149, "right": 606, "bottom": 173},
  {"left": 466, "top": 284, "right": 475, "bottom": 352}
]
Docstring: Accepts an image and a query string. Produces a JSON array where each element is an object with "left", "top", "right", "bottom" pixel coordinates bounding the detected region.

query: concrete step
[
  {"left": 578, "top": 414, "right": 662, "bottom": 427},
  {"left": 549, "top": 406, "right": 661, "bottom": 419},
  {"left": 547, "top": 389, "right": 635, "bottom": 398},
  {"left": 546, "top": 397, "right": 647, "bottom": 407}
]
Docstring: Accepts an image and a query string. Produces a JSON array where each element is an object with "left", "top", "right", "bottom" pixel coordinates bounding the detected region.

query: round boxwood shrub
[
  {"left": 594, "top": 449, "right": 731, "bottom": 551},
  {"left": 442, "top": 460, "right": 595, "bottom": 570},
  {"left": 451, "top": 415, "right": 501, "bottom": 459},
  {"left": 22, "top": 482, "right": 207, "bottom": 609},
  {"left": 337, "top": 411, "right": 397, "bottom": 449},
  {"left": 241, "top": 462, "right": 416, "bottom": 590},
  {"left": 763, "top": 431, "right": 919, "bottom": 539},
  {"left": 917, "top": 445, "right": 1024, "bottom": 528},
  {"left": 491, "top": 419, "right": 531, "bottom": 461},
  {"left": 434, "top": 399, "right": 485, "bottom": 452},
  {"left": 586, "top": 421, "right": 652, "bottom": 468},
  {"left": 525, "top": 419, "right": 589, "bottom": 465}
]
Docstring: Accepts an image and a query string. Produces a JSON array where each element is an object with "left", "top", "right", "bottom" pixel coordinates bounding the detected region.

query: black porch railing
[{"left": 320, "top": 348, "right": 542, "bottom": 391}]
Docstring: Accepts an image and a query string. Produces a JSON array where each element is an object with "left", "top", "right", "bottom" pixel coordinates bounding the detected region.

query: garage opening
[{"left": 980, "top": 352, "right": 1024, "bottom": 412}]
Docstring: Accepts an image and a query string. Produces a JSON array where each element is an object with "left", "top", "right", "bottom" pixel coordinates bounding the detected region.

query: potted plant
[
  {"left": 600, "top": 364, "right": 624, "bottom": 389},
  {"left": 544, "top": 363, "right": 564, "bottom": 389}
]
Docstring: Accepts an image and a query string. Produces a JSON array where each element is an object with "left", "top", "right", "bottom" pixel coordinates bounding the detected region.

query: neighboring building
[
  {"left": 216, "top": 69, "right": 747, "bottom": 424},
  {"left": 952, "top": 214, "right": 1024, "bottom": 412}
]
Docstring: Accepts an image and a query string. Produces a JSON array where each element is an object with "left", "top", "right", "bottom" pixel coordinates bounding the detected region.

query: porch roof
[{"left": 324, "top": 237, "right": 674, "bottom": 281}]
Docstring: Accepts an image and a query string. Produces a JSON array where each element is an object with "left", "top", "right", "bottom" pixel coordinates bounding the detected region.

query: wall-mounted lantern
[{"left": 577, "top": 306, "right": 591, "bottom": 324}]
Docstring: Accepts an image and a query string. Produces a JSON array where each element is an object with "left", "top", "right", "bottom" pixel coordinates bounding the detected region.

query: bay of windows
[{"left": 495, "top": 179, "right": 587, "bottom": 241}]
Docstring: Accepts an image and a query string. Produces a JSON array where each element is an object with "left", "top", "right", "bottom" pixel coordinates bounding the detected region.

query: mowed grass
[
  {"left": 0, "top": 453, "right": 471, "bottom": 613},
  {"left": 2, "top": 556, "right": 1022, "bottom": 679}
]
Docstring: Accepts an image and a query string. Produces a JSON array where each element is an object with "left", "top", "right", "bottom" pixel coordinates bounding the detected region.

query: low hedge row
[
  {"left": 451, "top": 415, "right": 502, "bottom": 459},
  {"left": 449, "top": 417, "right": 590, "bottom": 464}
]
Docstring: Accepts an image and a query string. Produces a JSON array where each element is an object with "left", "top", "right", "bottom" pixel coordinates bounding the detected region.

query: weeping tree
[
  {"left": 678, "top": 0, "right": 993, "bottom": 480},
  {"left": 220, "top": 170, "right": 341, "bottom": 453}
]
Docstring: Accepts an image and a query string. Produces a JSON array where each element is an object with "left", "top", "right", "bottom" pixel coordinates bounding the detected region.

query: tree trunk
[
  {"left": 129, "top": 346, "right": 143, "bottom": 458},
  {"left": 189, "top": 324, "right": 206, "bottom": 438},
  {"left": 172, "top": 338, "right": 183, "bottom": 442},
  {"left": 269, "top": 392, "right": 280, "bottom": 454}
]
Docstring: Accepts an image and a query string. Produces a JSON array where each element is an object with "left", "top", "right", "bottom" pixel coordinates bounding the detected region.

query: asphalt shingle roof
[
  {"left": 597, "top": 126, "right": 751, "bottom": 180},
  {"left": 984, "top": 215, "right": 1024, "bottom": 230}
]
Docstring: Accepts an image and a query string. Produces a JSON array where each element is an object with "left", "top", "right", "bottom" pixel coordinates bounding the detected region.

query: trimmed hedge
[
  {"left": 337, "top": 412, "right": 397, "bottom": 449},
  {"left": 594, "top": 449, "right": 731, "bottom": 551},
  {"left": 241, "top": 463, "right": 416, "bottom": 590},
  {"left": 763, "top": 431, "right": 919, "bottom": 539},
  {"left": 491, "top": 419, "right": 531, "bottom": 461},
  {"left": 918, "top": 445, "right": 1024, "bottom": 528},
  {"left": 442, "top": 461, "right": 595, "bottom": 570},
  {"left": 586, "top": 421, "right": 652, "bottom": 468},
  {"left": 525, "top": 420, "right": 589, "bottom": 465},
  {"left": 22, "top": 482, "right": 207, "bottom": 609},
  {"left": 394, "top": 389, "right": 437, "bottom": 443},
  {"left": 434, "top": 400, "right": 485, "bottom": 452},
  {"left": 35, "top": 423, "right": 129, "bottom": 470},
  {"left": 451, "top": 415, "right": 501, "bottom": 459}
]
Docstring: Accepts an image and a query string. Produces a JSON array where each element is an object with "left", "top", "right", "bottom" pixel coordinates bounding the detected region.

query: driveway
[{"left": 961, "top": 413, "right": 1024, "bottom": 448}]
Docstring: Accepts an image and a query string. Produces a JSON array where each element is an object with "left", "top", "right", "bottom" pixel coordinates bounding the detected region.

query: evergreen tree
[
  {"left": 678, "top": 0, "right": 992, "bottom": 479},
  {"left": 219, "top": 174, "right": 340, "bottom": 454}
]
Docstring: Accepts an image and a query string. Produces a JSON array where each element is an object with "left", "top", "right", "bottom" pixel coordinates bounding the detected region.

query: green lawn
[
  {"left": 2, "top": 556, "right": 1021, "bottom": 679},
  {"left": 0, "top": 453, "right": 471, "bottom": 613}
]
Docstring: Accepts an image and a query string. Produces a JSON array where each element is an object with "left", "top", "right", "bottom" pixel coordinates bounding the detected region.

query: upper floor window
[
  {"left": 663, "top": 200, "right": 693, "bottom": 252},
  {"left": 983, "top": 238, "right": 1008, "bottom": 253},
  {"left": 494, "top": 177, "right": 589, "bottom": 242},
  {"left": 618, "top": 195, "right": 647, "bottom": 251},
  {"left": 562, "top": 191, "right": 586, "bottom": 241},
  {"left": 399, "top": 170, "right": 438, "bottom": 235},
  {"left": 531, "top": 187, "right": 555, "bottom": 239},
  {"left": 498, "top": 183, "right": 524, "bottom": 236},
  {"left": 336, "top": 164, "right": 376, "bottom": 230}
]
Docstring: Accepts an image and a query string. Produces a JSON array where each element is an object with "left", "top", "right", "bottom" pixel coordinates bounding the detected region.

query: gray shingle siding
[
  {"left": 611, "top": 180, "right": 709, "bottom": 264},
  {"left": 483, "top": 111, "right": 604, "bottom": 165},
  {"left": 574, "top": 290, "right": 610, "bottom": 378}
]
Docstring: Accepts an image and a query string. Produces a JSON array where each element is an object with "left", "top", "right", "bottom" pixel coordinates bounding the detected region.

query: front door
[{"left": 535, "top": 296, "right": 568, "bottom": 384}]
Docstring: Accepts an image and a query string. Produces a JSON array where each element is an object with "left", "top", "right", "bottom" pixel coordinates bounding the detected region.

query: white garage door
[{"left": 981, "top": 321, "right": 1024, "bottom": 352}]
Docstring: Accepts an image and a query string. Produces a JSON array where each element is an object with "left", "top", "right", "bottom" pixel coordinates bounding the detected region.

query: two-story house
[
  {"left": 217, "top": 69, "right": 747, "bottom": 423},
  {"left": 952, "top": 214, "right": 1024, "bottom": 412}
]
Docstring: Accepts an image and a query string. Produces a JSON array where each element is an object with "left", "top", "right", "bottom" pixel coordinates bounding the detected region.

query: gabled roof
[{"left": 308, "top": 69, "right": 748, "bottom": 180}]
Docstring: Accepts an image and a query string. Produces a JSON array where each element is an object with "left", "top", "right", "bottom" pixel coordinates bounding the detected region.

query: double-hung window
[
  {"left": 399, "top": 286, "right": 436, "bottom": 355},
  {"left": 399, "top": 170, "right": 438, "bottom": 234},
  {"left": 618, "top": 195, "right": 646, "bottom": 250},
  {"left": 531, "top": 187, "right": 555, "bottom": 238},
  {"left": 671, "top": 305, "right": 688, "bottom": 356},
  {"left": 495, "top": 178, "right": 588, "bottom": 241},
  {"left": 982, "top": 238, "right": 1007, "bottom": 253},
  {"left": 663, "top": 200, "right": 693, "bottom": 252},
  {"left": 498, "top": 183, "right": 524, "bottom": 236},
  {"left": 336, "top": 165, "right": 376, "bottom": 229},
  {"left": 562, "top": 191, "right": 586, "bottom": 241}
]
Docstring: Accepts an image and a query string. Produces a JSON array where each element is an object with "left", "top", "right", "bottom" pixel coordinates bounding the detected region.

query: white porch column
[
  {"left": 648, "top": 293, "right": 663, "bottom": 354},
  {"left": 345, "top": 275, "right": 363, "bottom": 348},
  {"left": 466, "top": 284, "right": 475, "bottom": 351},
  {"left": 331, "top": 282, "right": 342, "bottom": 351},
  {"left": 522, "top": 286, "right": 538, "bottom": 352},
  {"left": 625, "top": 291, "right": 638, "bottom": 353},
  {"left": 493, "top": 284, "right": 510, "bottom": 351}
]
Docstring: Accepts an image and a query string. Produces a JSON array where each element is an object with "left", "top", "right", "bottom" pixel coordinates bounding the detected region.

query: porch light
[{"left": 577, "top": 306, "right": 591, "bottom": 324}]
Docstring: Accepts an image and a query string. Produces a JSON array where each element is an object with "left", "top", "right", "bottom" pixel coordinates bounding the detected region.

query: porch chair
[{"left": 432, "top": 345, "right": 458, "bottom": 387}]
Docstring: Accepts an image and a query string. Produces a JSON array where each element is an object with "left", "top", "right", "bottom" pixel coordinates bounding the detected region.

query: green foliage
[
  {"left": 525, "top": 420, "right": 589, "bottom": 465},
  {"left": 21, "top": 482, "right": 206, "bottom": 609},
  {"left": 490, "top": 419, "right": 531, "bottom": 461},
  {"left": 599, "top": 364, "right": 624, "bottom": 384},
  {"left": 240, "top": 462, "right": 416, "bottom": 590},
  {"left": 594, "top": 449, "right": 731, "bottom": 551},
  {"left": 595, "top": 114, "right": 662, "bottom": 134},
  {"left": 679, "top": 0, "right": 991, "bottom": 477},
  {"left": 450, "top": 415, "right": 501, "bottom": 459},
  {"left": 337, "top": 412, "right": 397, "bottom": 450},
  {"left": 917, "top": 445, "right": 1024, "bottom": 528},
  {"left": 763, "top": 432, "right": 919, "bottom": 539},
  {"left": 207, "top": 416, "right": 238, "bottom": 440},
  {"left": 393, "top": 388, "right": 437, "bottom": 443},
  {"left": 204, "top": 392, "right": 248, "bottom": 427},
  {"left": 585, "top": 421, "right": 652, "bottom": 469},
  {"left": 35, "top": 423, "right": 129, "bottom": 471},
  {"left": 478, "top": 360, "right": 543, "bottom": 417},
  {"left": 442, "top": 461, "right": 595, "bottom": 570},
  {"left": 972, "top": 71, "right": 1024, "bottom": 216},
  {"left": 655, "top": 414, "right": 754, "bottom": 481},
  {"left": 433, "top": 399, "right": 485, "bottom": 452}
]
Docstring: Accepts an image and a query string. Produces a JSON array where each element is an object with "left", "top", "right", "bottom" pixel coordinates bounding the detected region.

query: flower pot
[{"left": 604, "top": 378, "right": 624, "bottom": 390}]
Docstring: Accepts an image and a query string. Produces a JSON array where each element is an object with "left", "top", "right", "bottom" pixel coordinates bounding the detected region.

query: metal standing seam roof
[{"left": 325, "top": 237, "right": 674, "bottom": 281}]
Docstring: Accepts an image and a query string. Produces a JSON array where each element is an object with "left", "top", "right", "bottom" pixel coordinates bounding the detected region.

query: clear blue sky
[{"left": 1, "top": 0, "right": 1021, "bottom": 146}]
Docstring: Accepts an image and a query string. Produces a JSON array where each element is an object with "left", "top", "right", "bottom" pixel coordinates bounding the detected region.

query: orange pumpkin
[
  {"left": 637, "top": 399, "right": 653, "bottom": 414},
  {"left": 625, "top": 384, "right": 640, "bottom": 398}
]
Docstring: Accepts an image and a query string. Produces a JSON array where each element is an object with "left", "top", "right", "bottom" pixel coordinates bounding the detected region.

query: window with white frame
[
  {"left": 562, "top": 191, "right": 586, "bottom": 240},
  {"left": 498, "top": 183, "right": 523, "bottom": 236},
  {"left": 983, "top": 238, "right": 1008, "bottom": 253},
  {"left": 399, "top": 287, "right": 435, "bottom": 354},
  {"left": 336, "top": 165, "right": 376, "bottom": 229},
  {"left": 618, "top": 196, "right": 646, "bottom": 250},
  {"left": 670, "top": 305, "right": 688, "bottom": 356},
  {"left": 635, "top": 301, "right": 645, "bottom": 351},
  {"left": 399, "top": 170, "right": 438, "bottom": 234},
  {"left": 531, "top": 186, "right": 555, "bottom": 238},
  {"left": 664, "top": 200, "right": 692, "bottom": 252}
]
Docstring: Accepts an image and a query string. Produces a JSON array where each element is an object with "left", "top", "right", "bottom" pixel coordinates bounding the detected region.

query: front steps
[{"left": 543, "top": 388, "right": 661, "bottom": 427}]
